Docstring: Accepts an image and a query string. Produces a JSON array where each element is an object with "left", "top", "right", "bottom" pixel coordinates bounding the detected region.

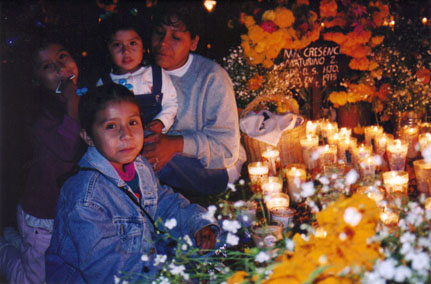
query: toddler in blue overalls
[{"left": 97, "top": 15, "right": 178, "bottom": 135}]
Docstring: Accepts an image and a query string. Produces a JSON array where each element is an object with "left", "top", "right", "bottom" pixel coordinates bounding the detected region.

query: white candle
[
  {"left": 285, "top": 164, "right": 306, "bottom": 202},
  {"left": 382, "top": 171, "right": 409, "bottom": 194},
  {"left": 261, "top": 176, "right": 283, "bottom": 197},
  {"left": 265, "top": 192, "right": 290, "bottom": 210},
  {"left": 419, "top": 133, "right": 431, "bottom": 153},
  {"left": 270, "top": 207, "right": 295, "bottom": 229},
  {"left": 386, "top": 139, "right": 408, "bottom": 171},
  {"left": 318, "top": 144, "right": 337, "bottom": 170},
  {"left": 375, "top": 133, "right": 393, "bottom": 156},
  {"left": 338, "top": 127, "right": 352, "bottom": 139},
  {"left": 364, "top": 125, "right": 383, "bottom": 150},
  {"left": 327, "top": 132, "right": 339, "bottom": 146},
  {"left": 320, "top": 121, "right": 338, "bottom": 144},
  {"left": 261, "top": 148, "right": 280, "bottom": 176},
  {"left": 248, "top": 162, "right": 269, "bottom": 193},
  {"left": 413, "top": 159, "right": 431, "bottom": 196},
  {"left": 306, "top": 120, "right": 318, "bottom": 136},
  {"left": 338, "top": 136, "right": 357, "bottom": 164},
  {"left": 359, "top": 156, "right": 376, "bottom": 178},
  {"left": 300, "top": 134, "right": 319, "bottom": 170},
  {"left": 353, "top": 144, "right": 372, "bottom": 168},
  {"left": 400, "top": 126, "right": 419, "bottom": 159}
]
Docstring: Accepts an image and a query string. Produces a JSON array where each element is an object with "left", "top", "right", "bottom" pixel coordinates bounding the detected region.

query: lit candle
[
  {"left": 364, "top": 125, "right": 384, "bottom": 150},
  {"left": 300, "top": 134, "right": 319, "bottom": 170},
  {"left": 380, "top": 210, "right": 399, "bottom": 226},
  {"left": 359, "top": 156, "right": 376, "bottom": 178},
  {"left": 327, "top": 132, "right": 339, "bottom": 146},
  {"left": 375, "top": 133, "right": 394, "bottom": 156},
  {"left": 261, "top": 148, "right": 280, "bottom": 176},
  {"left": 338, "top": 127, "right": 352, "bottom": 139},
  {"left": 386, "top": 139, "right": 408, "bottom": 171},
  {"left": 248, "top": 162, "right": 269, "bottom": 193},
  {"left": 261, "top": 176, "right": 283, "bottom": 197},
  {"left": 419, "top": 122, "right": 431, "bottom": 133},
  {"left": 413, "top": 159, "right": 431, "bottom": 196},
  {"left": 318, "top": 144, "right": 337, "bottom": 170},
  {"left": 265, "top": 192, "right": 290, "bottom": 210},
  {"left": 400, "top": 126, "right": 419, "bottom": 159},
  {"left": 285, "top": 164, "right": 307, "bottom": 202},
  {"left": 306, "top": 120, "right": 318, "bottom": 136},
  {"left": 320, "top": 121, "right": 338, "bottom": 144},
  {"left": 382, "top": 171, "right": 409, "bottom": 194},
  {"left": 353, "top": 144, "right": 372, "bottom": 169},
  {"left": 337, "top": 136, "right": 357, "bottom": 164},
  {"left": 419, "top": 133, "right": 431, "bottom": 153}
]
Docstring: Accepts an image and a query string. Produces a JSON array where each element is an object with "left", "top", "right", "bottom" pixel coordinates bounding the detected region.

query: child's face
[
  {"left": 151, "top": 19, "right": 199, "bottom": 71},
  {"left": 34, "top": 43, "right": 78, "bottom": 92},
  {"left": 108, "top": 29, "right": 144, "bottom": 74},
  {"left": 81, "top": 101, "right": 144, "bottom": 172}
]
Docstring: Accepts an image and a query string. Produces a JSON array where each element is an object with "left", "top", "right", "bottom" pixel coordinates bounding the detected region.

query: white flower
[
  {"left": 168, "top": 263, "right": 186, "bottom": 275},
  {"left": 362, "top": 271, "right": 386, "bottom": 284},
  {"left": 377, "top": 259, "right": 396, "bottom": 280},
  {"left": 181, "top": 244, "right": 188, "bottom": 251},
  {"left": 226, "top": 233, "right": 239, "bottom": 246},
  {"left": 114, "top": 275, "right": 122, "bottom": 284},
  {"left": 164, "top": 218, "right": 177, "bottom": 230},
  {"left": 301, "top": 181, "right": 315, "bottom": 198},
  {"left": 222, "top": 220, "right": 241, "bottom": 234},
  {"left": 203, "top": 205, "right": 217, "bottom": 222},
  {"left": 155, "top": 276, "right": 170, "bottom": 284},
  {"left": 255, "top": 251, "right": 270, "bottom": 263},
  {"left": 141, "top": 254, "right": 149, "bottom": 262},
  {"left": 411, "top": 252, "right": 430, "bottom": 271},
  {"left": 318, "top": 176, "right": 330, "bottom": 185},
  {"left": 394, "top": 266, "right": 412, "bottom": 282},
  {"left": 182, "top": 235, "right": 193, "bottom": 246},
  {"left": 285, "top": 238, "right": 295, "bottom": 251},
  {"left": 344, "top": 207, "right": 362, "bottom": 226},
  {"left": 345, "top": 169, "right": 359, "bottom": 185},
  {"left": 233, "top": 200, "right": 246, "bottom": 208},
  {"left": 311, "top": 149, "right": 320, "bottom": 161},
  {"left": 154, "top": 254, "right": 167, "bottom": 266}
]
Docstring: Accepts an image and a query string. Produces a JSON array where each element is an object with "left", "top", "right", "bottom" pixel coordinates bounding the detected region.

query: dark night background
[{"left": 0, "top": 0, "right": 430, "bottom": 230}]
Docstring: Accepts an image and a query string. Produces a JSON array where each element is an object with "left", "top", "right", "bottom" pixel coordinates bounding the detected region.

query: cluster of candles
[{"left": 247, "top": 119, "right": 431, "bottom": 237}]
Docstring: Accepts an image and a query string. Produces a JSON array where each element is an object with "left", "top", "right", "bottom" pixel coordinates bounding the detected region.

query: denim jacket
[{"left": 46, "top": 146, "right": 218, "bottom": 283}]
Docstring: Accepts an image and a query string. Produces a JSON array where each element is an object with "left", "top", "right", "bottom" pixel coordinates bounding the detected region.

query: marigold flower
[
  {"left": 247, "top": 74, "right": 264, "bottom": 90},
  {"left": 416, "top": 68, "right": 430, "bottom": 84},
  {"left": 320, "top": 0, "right": 338, "bottom": 18},
  {"left": 262, "top": 9, "right": 275, "bottom": 22},
  {"left": 274, "top": 7, "right": 295, "bottom": 28},
  {"left": 349, "top": 57, "right": 370, "bottom": 71},
  {"left": 371, "top": 35, "right": 384, "bottom": 47},
  {"left": 243, "top": 15, "right": 255, "bottom": 28},
  {"left": 227, "top": 271, "right": 248, "bottom": 284}
]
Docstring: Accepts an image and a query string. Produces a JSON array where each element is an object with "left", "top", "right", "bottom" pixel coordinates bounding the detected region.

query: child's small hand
[
  {"left": 145, "top": 120, "right": 164, "bottom": 134},
  {"left": 61, "top": 77, "right": 79, "bottom": 120},
  {"left": 194, "top": 225, "right": 216, "bottom": 253}
]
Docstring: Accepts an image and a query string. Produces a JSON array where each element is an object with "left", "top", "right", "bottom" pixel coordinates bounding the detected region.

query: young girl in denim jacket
[
  {"left": 0, "top": 38, "right": 84, "bottom": 284},
  {"left": 45, "top": 83, "right": 217, "bottom": 283}
]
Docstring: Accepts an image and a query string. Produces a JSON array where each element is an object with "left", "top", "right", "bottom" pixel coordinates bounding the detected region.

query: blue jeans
[{"left": 157, "top": 155, "right": 228, "bottom": 197}]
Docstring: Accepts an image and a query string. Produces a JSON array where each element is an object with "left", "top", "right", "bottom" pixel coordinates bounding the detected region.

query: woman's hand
[
  {"left": 142, "top": 134, "right": 183, "bottom": 171},
  {"left": 194, "top": 225, "right": 216, "bottom": 252},
  {"left": 145, "top": 119, "right": 164, "bottom": 134}
]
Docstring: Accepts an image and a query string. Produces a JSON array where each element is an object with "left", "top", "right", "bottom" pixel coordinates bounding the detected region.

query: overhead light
[{"left": 204, "top": 0, "right": 216, "bottom": 13}]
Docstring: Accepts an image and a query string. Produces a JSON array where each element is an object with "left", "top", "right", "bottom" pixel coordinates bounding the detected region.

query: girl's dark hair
[
  {"left": 78, "top": 84, "right": 139, "bottom": 137},
  {"left": 151, "top": 1, "right": 203, "bottom": 39},
  {"left": 99, "top": 13, "right": 145, "bottom": 44}
]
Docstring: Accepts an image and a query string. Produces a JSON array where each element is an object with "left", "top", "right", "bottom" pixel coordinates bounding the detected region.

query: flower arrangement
[
  {"left": 240, "top": 1, "right": 321, "bottom": 68},
  {"left": 320, "top": 0, "right": 389, "bottom": 72}
]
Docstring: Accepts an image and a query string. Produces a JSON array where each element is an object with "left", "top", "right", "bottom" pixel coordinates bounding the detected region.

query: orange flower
[
  {"left": 323, "top": 12, "right": 348, "bottom": 28},
  {"left": 296, "top": 0, "right": 309, "bottom": 5},
  {"left": 273, "top": 7, "right": 295, "bottom": 28},
  {"left": 247, "top": 74, "right": 264, "bottom": 90},
  {"left": 349, "top": 57, "right": 370, "bottom": 71},
  {"left": 323, "top": 32, "right": 346, "bottom": 45},
  {"left": 227, "top": 271, "right": 249, "bottom": 284},
  {"left": 376, "top": 83, "right": 391, "bottom": 101},
  {"left": 417, "top": 68, "right": 430, "bottom": 84},
  {"left": 371, "top": 35, "right": 384, "bottom": 47},
  {"left": 320, "top": 0, "right": 338, "bottom": 18}
]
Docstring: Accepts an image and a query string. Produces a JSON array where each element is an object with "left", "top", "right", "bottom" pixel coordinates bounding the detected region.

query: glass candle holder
[
  {"left": 364, "top": 125, "right": 384, "bottom": 151},
  {"left": 359, "top": 156, "right": 376, "bottom": 178},
  {"left": 300, "top": 134, "right": 319, "bottom": 170},
  {"left": 425, "top": 198, "right": 431, "bottom": 211},
  {"left": 285, "top": 164, "right": 307, "bottom": 202},
  {"left": 380, "top": 209, "right": 399, "bottom": 226},
  {"left": 265, "top": 192, "right": 290, "bottom": 211},
  {"left": 353, "top": 144, "right": 372, "bottom": 169},
  {"left": 261, "top": 176, "right": 283, "bottom": 198},
  {"left": 320, "top": 120, "right": 338, "bottom": 144},
  {"left": 318, "top": 144, "right": 337, "bottom": 171},
  {"left": 237, "top": 200, "right": 258, "bottom": 227},
  {"left": 419, "top": 122, "right": 431, "bottom": 134},
  {"left": 400, "top": 125, "right": 419, "bottom": 159},
  {"left": 382, "top": 171, "right": 409, "bottom": 194},
  {"left": 386, "top": 139, "right": 408, "bottom": 171},
  {"left": 261, "top": 147, "right": 280, "bottom": 176},
  {"left": 375, "top": 133, "right": 394, "bottom": 157},
  {"left": 248, "top": 162, "right": 269, "bottom": 193},
  {"left": 413, "top": 159, "right": 431, "bottom": 196},
  {"left": 338, "top": 127, "right": 352, "bottom": 139},
  {"left": 327, "top": 132, "right": 339, "bottom": 146},
  {"left": 270, "top": 207, "right": 295, "bottom": 230},
  {"left": 306, "top": 120, "right": 318, "bottom": 136},
  {"left": 337, "top": 136, "right": 357, "bottom": 164},
  {"left": 250, "top": 220, "right": 284, "bottom": 249},
  {"left": 419, "top": 133, "right": 431, "bottom": 153}
]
